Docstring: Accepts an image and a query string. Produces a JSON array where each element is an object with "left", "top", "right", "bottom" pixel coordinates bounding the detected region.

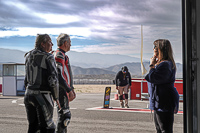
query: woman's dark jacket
[
  {"left": 115, "top": 71, "right": 131, "bottom": 87},
  {"left": 145, "top": 61, "right": 179, "bottom": 113}
]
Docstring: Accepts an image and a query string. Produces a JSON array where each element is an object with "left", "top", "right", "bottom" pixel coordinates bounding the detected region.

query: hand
[
  {"left": 128, "top": 86, "right": 131, "bottom": 92},
  {"left": 69, "top": 90, "right": 76, "bottom": 102},
  {"left": 151, "top": 47, "right": 159, "bottom": 65},
  {"left": 150, "top": 56, "right": 157, "bottom": 66},
  {"left": 116, "top": 86, "right": 119, "bottom": 90},
  {"left": 72, "top": 89, "right": 76, "bottom": 99}
]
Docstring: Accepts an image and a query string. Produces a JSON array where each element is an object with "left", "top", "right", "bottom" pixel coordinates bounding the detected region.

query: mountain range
[
  {"left": 72, "top": 62, "right": 183, "bottom": 79},
  {"left": 0, "top": 48, "right": 182, "bottom": 78},
  {"left": 0, "top": 48, "right": 145, "bottom": 67},
  {"left": 67, "top": 51, "right": 145, "bottom": 68}
]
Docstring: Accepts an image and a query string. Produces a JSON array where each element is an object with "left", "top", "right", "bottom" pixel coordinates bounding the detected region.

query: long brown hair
[{"left": 154, "top": 39, "right": 176, "bottom": 70}]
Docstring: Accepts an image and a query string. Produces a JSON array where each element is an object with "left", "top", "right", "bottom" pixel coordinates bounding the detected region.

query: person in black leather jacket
[{"left": 24, "top": 34, "right": 60, "bottom": 133}]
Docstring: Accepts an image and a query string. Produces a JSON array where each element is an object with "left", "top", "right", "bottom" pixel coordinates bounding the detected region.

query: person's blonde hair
[{"left": 154, "top": 39, "right": 176, "bottom": 70}]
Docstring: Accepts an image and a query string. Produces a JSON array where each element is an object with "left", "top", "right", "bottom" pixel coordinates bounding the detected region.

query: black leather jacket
[{"left": 24, "top": 48, "right": 59, "bottom": 100}]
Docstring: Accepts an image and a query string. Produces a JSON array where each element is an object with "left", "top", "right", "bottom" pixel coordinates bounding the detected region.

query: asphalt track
[{"left": 0, "top": 93, "right": 183, "bottom": 133}]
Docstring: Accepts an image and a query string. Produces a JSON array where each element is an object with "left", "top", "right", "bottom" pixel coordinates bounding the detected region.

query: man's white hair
[{"left": 57, "top": 33, "right": 70, "bottom": 46}]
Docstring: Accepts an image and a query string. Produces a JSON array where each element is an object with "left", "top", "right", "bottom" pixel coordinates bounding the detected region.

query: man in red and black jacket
[
  {"left": 115, "top": 66, "right": 131, "bottom": 108},
  {"left": 53, "top": 33, "right": 76, "bottom": 133}
]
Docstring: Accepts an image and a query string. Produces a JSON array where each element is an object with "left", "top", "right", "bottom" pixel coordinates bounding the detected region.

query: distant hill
[
  {"left": 72, "top": 62, "right": 183, "bottom": 79},
  {"left": 0, "top": 48, "right": 26, "bottom": 63},
  {"left": 67, "top": 51, "right": 144, "bottom": 68},
  {"left": 0, "top": 48, "right": 182, "bottom": 79},
  {"left": 105, "top": 62, "right": 182, "bottom": 78},
  {"left": 0, "top": 48, "right": 143, "bottom": 68},
  {"left": 105, "top": 62, "right": 150, "bottom": 76},
  {"left": 72, "top": 66, "right": 116, "bottom": 75}
]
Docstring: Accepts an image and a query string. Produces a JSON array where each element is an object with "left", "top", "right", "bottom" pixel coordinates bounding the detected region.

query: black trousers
[
  {"left": 154, "top": 110, "right": 174, "bottom": 133},
  {"left": 24, "top": 93, "right": 55, "bottom": 133},
  {"left": 56, "top": 111, "right": 69, "bottom": 133},
  {"left": 56, "top": 89, "right": 70, "bottom": 133}
]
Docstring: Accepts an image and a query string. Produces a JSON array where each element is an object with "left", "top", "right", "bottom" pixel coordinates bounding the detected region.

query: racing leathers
[
  {"left": 53, "top": 48, "right": 74, "bottom": 133},
  {"left": 24, "top": 48, "right": 59, "bottom": 133}
]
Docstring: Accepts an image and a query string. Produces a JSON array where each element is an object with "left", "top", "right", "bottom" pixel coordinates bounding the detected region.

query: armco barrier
[{"left": 130, "top": 78, "right": 183, "bottom": 101}]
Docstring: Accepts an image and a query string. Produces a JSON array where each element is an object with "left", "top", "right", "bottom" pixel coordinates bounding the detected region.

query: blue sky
[{"left": 0, "top": 0, "right": 182, "bottom": 63}]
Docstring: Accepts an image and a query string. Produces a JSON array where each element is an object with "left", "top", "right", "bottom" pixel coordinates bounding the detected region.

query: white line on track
[
  {"left": 12, "top": 98, "right": 24, "bottom": 104},
  {"left": 19, "top": 104, "right": 25, "bottom": 106},
  {"left": 86, "top": 106, "right": 183, "bottom": 114},
  {"left": 12, "top": 100, "right": 17, "bottom": 103}
]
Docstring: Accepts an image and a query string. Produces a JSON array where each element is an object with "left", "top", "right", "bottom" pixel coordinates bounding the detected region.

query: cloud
[
  {"left": 0, "top": 0, "right": 182, "bottom": 62},
  {"left": 36, "top": 13, "right": 80, "bottom": 24},
  {"left": 0, "top": 27, "right": 91, "bottom": 37},
  {"left": 71, "top": 40, "right": 141, "bottom": 55}
]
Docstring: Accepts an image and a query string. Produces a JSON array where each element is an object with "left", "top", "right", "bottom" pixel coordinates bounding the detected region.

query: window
[
  {"left": 17, "top": 65, "right": 25, "bottom": 76},
  {"left": 3, "top": 64, "right": 16, "bottom": 76}
]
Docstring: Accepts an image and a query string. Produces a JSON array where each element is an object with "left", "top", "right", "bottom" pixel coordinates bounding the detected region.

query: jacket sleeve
[
  {"left": 68, "top": 60, "right": 74, "bottom": 89},
  {"left": 46, "top": 54, "right": 59, "bottom": 100},
  {"left": 147, "top": 81, "right": 155, "bottom": 110},
  {"left": 128, "top": 72, "right": 131, "bottom": 86},
  {"left": 145, "top": 62, "right": 173, "bottom": 84},
  {"left": 55, "top": 52, "right": 72, "bottom": 93},
  {"left": 115, "top": 71, "right": 120, "bottom": 86},
  {"left": 24, "top": 53, "right": 29, "bottom": 89},
  {"left": 24, "top": 76, "right": 27, "bottom": 88}
]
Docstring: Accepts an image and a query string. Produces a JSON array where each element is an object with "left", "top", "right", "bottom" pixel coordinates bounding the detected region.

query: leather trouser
[{"left": 24, "top": 89, "right": 55, "bottom": 133}]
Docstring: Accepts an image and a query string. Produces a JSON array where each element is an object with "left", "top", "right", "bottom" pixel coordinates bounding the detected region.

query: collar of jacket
[{"left": 57, "top": 48, "right": 66, "bottom": 54}]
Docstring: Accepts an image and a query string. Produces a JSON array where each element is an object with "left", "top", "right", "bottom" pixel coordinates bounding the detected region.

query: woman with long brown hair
[{"left": 145, "top": 39, "right": 179, "bottom": 133}]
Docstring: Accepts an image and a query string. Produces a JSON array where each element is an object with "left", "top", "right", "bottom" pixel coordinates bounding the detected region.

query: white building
[{"left": 1, "top": 63, "right": 25, "bottom": 96}]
